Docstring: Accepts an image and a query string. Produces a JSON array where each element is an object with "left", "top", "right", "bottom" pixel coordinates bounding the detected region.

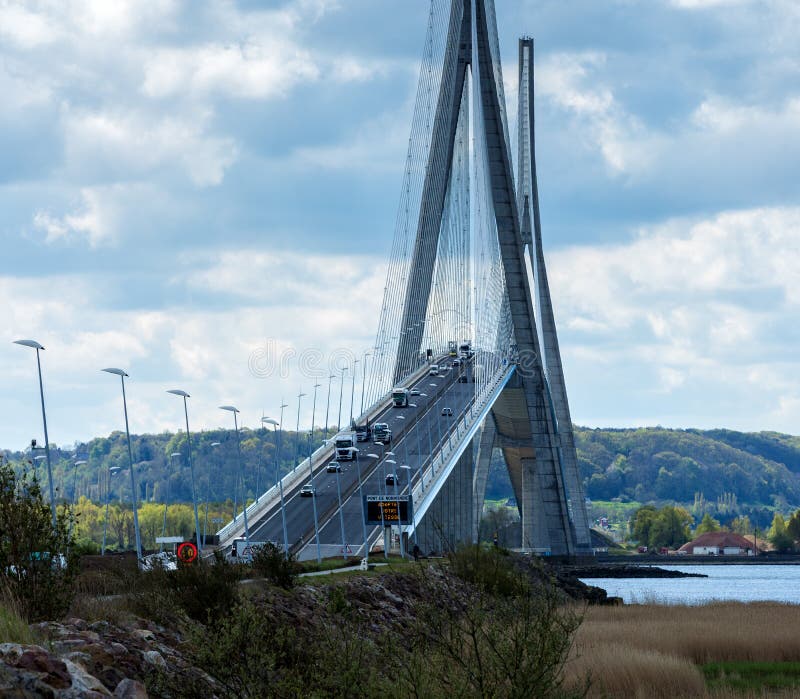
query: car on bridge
[
  {"left": 458, "top": 375, "right": 467, "bottom": 383},
  {"left": 385, "top": 473, "right": 397, "bottom": 486},
  {"left": 428, "top": 365, "right": 439, "bottom": 376},
  {"left": 441, "top": 407, "right": 453, "bottom": 417},
  {"left": 452, "top": 359, "right": 461, "bottom": 367},
  {"left": 326, "top": 461, "right": 343, "bottom": 473},
  {"left": 300, "top": 483, "right": 316, "bottom": 497},
  {"left": 410, "top": 388, "right": 421, "bottom": 396}
]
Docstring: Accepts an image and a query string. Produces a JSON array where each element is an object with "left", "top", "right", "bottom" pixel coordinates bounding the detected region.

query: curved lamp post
[
  {"left": 262, "top": 417, "right": 289, "bottom": 558},
  {"left": 69, "top": 459, "right": 87, "bottom": 539},
  {"left": 13, "top": 340, "right": 57, "bottom": 529},
  {"left": 219, "top": 406, "right": 249, "bottom": 548},
  {"left": 101, "top": 368, "right": 142, "bottom": 563},
  {"left": 166, "top": 389, "right": 202, "bottom": 553}
]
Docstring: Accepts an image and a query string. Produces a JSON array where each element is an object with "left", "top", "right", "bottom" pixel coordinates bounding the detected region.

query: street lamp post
[
  {"left": 13, "top": 340, "right": 57, "bottom": 529},
  {"left": 398, "top": 464, "right": 416, "bottom": 549},
  {"left": 263, "top": 418, "right": 289, "bottom": 558},
  {"left": 368, "top": 448, "right": 388, "bottom": 559},
  {"left": 324, "top": 374, "right": 335, "bottom": 440},
  {"left": 70, "top": 460, "right": 87, "bottom": 539},
  {"left": 161, "top": 452, "right": 181, "bottom": 552},
  {"left": 166, "top": 390, "right": 203, "bottom": 553},
  {"left": 101, "top": 368, "right": 143, "bottom": 563},
  {"left": 307, "top": 384, "right": 322, "bottom": 563},
  {"left": 219, "top": 406, "right": 249, "bottom": 548},
  {"left": 274, "top": 402, "right": 288, "bottom": 487},
  {"left": 337, "top": 367, "right": 346, "bottom": 432},
  {"left": 102, "top": 465, "right": 122, "bottom": 554},
  {"left": 209, "top": 441, "right": 221, "bottom": 532},
  {"left": 349, "top": 359, "right": 360, "bottom": 424},
  {"left": 293, "top": 391, "right": 306, "bottom": 472},
  {"left": 360, "top": 351, "right": 373, "bottom": 417}
]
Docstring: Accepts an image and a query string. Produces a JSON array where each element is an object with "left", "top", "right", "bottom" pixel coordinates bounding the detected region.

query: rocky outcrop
[{"left": 0, "top": 616, "right": 223, "bottom": 698}]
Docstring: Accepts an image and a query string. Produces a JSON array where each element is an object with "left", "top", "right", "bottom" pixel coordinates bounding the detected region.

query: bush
[
  {"left": 130, "top": 551, "right": 243, "bottom": 626},
  {"left": 0, "top": 461, "right": 76, "bottom": 621},
  {"left": 447, "top": 543, "right": 529, "bottom": 597},
  {"left": 250, "top": 542, "right": 300, "bottom": 589}
]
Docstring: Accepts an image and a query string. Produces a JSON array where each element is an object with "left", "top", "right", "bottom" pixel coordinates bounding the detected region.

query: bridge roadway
[{"left": 247, "top": 354, "right": 478, "bottom": 557}]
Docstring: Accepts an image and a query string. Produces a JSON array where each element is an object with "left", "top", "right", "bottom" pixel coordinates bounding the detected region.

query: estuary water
[{"left": 581, "top": 564, "right": 800, "bottom": 605}]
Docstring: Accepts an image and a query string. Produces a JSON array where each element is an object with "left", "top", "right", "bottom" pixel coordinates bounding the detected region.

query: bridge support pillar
[{"left": 415, "top": 444, "right": 475, "bottom": 556}]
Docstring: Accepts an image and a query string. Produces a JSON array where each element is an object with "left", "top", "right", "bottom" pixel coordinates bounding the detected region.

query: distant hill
[
  {"left": 4, "top": 426, "right": 800, "bottom": 526},
  {"left": 483, "top": 427, "right": 800, "bottom": 526}
]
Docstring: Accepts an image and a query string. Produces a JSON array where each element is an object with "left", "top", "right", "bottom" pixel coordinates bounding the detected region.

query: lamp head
[
  {"left": 74, "top": 460, "right": 88, "bottom": 466},
  {"left": 219, "top": 405, "right": 239, "bottom": 413},
  {"left": 102, "top": 368, "right": 128, "bottom": 377},
  {"left": 167, "top": 389, "right": 190, "bottom": 398},
  {"left": 13, "top": 339, "right": 44, "bottom": 350},
  {"left": 262, "top": 418, "right": 279, "bottom": 426}
]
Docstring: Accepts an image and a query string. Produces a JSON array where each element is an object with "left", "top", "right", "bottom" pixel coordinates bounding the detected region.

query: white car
[
  {"left": 410, "top": 388, "right": 421, "bottom": 396},
  {"left": 300, "top": 483, "right": 316, "bottom": 497}
]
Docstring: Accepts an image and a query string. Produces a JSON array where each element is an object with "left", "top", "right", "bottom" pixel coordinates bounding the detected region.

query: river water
[{"left": 581, "top": 564, "right": 800, "bottom": 605}]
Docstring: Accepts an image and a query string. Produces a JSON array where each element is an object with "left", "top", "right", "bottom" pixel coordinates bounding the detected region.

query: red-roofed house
[{"left": 678, "top": 532, "right": 759, "bottom": 556}]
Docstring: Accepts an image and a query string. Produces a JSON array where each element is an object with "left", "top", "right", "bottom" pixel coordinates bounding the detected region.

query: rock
[
  {"left": 62, "top": 658, "right": 111, "bottom": 696},
  {"left": 130, "top": 629, "right": 154, "bottom": 642},
  {"left": 11, "top": 646, "right": 72, "bottom": 689},
  {"left": 113, "top": 678, "right": 148, "bottom": 698},
  {"left": 109, "top": 643, "right": 128, "bottom": 656},
  {"left": 142, "top": 650, "right": 166, "bottom": 669}
]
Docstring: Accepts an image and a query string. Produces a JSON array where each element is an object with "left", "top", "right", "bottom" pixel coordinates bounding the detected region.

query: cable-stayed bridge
[{"left": 218, "top": 0, "right": 592, "bottom": 559}]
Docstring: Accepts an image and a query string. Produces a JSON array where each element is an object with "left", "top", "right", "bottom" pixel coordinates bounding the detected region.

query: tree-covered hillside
[
  {"left": 482, "top": 427, "right": 800, "bottom": 525},
  {"left": 575, "top": 427, "right": 800, "bottom": 508},
  {"left": 4, "top": 426, "right": 800, "bottom": 524}
]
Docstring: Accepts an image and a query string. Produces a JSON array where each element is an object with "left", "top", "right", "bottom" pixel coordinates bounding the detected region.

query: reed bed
[{"left": 564, "top": 602, "right": 800, "bottom": 698}]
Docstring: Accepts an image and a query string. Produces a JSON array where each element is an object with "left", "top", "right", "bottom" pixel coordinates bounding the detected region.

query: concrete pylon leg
[{"left": 472, "top": 414, "right": 497, "bottom": 542}]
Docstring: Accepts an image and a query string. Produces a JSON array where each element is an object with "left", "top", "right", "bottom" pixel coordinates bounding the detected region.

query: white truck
[
  {"left": 334, "top": 431, "right": 358, "bottom": 461},
  {"left": 392, "top": 387, "right": 409, "bottom": 407}
]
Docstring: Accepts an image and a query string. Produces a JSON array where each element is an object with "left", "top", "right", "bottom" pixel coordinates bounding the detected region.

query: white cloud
[
  {"left": 549, "top": 206, "right": 800, "bottom": 428},
  {"left": 33, "top": 187, "right": 119, "bottom": 247},
  {"left": 537, "top": 52, "right": 654, "bottom": 174},
  {"left": 142, "top": 41, "right": 320, "bottom": 100},
  {"left": 61, "top": 108, "right": 238, "bottom": 186}
]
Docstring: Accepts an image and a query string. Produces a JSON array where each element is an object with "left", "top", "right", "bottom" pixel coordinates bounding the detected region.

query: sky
[{"left": 1, "top": 0, "right": 799, "bottom": 449}]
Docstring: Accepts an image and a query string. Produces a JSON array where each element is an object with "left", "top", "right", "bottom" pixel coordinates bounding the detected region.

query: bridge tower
[{"left": 392, "top": 2, "right": 592, "bottom": 556}]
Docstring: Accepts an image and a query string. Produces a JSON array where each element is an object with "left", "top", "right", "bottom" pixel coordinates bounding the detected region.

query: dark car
[
  {"left": 441, "top": 407, "right": 453, "bottom": 416},
  {"left": 385, "top": 473, "right": 397, "bottom": 486},
  {"left": 458, "top": 375, "right": 467, "bottom": 383},
  {"left": 326, "top": 462, "right": 343, "bottom": 473}
]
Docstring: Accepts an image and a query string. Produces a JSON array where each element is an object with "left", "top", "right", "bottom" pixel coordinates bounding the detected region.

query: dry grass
[{"left": 563, "top": 602, "right": 800, "bottom": 698}]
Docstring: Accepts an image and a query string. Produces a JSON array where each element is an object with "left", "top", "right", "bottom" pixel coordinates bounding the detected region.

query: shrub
[
  {"left": 250, "top": 542, "right": 300, "bottom": 589},
  {"left": 129, "top": 551, "right": 243, "bottom": 626},
  {"left": 447, "top": 542, "right": 529, "bottom": 597},
  {"left": 0, "top": 461, "right": 76, "bottom": 621}
]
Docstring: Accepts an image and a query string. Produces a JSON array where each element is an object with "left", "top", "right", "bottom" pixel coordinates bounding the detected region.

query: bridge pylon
[{"left": 384, "top": 1, "right": 592, "bottom": 557}]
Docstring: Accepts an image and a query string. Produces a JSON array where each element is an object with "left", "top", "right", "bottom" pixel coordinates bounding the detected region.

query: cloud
[
  {"left": 33, "top": 187, "right": 118, "bottom": 247},
  {"left": 549, "top": 206, "right": 800, "bottom": 428}
]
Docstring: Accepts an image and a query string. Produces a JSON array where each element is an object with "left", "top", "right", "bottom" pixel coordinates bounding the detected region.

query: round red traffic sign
[{"left": 177, "top": 542, "right": 198, "bottom": 564}]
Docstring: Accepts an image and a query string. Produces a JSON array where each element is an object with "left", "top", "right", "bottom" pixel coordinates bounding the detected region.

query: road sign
[
  {"left": 176, "top": 542, "right": 198, "bottom": 564},
  {"left": 364, "top": 495, "right": 413, "bottom": 525},
  {"left": 155, "top": 536, "right": 184, "bottom": 544}
]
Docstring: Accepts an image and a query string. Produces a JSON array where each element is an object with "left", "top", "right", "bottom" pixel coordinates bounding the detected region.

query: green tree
[
  {"left": 649, "top": 506, "right": 693, "bottom": 550},
  {"left": 696, "top": 513, "right": 721, "bottom": 536},
  {"left": 768, "top": 512, "right": 794, "bottom": 552},
  {"left": 0, "top": 460, "right": 76, "bottom": 621},
  {"left": 630, "top": 505, "right": 658, "bottom": 545},
  {"left": 730, "top": 515, "right": 752, "bottom": 535},
  {"left": 787, "top": 509, "right": 800, "bottom": 544}
]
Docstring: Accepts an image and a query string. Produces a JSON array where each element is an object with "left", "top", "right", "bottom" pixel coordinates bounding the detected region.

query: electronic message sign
[{"left": 364, "top": 495, "right": 413, "bottom": 525}]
